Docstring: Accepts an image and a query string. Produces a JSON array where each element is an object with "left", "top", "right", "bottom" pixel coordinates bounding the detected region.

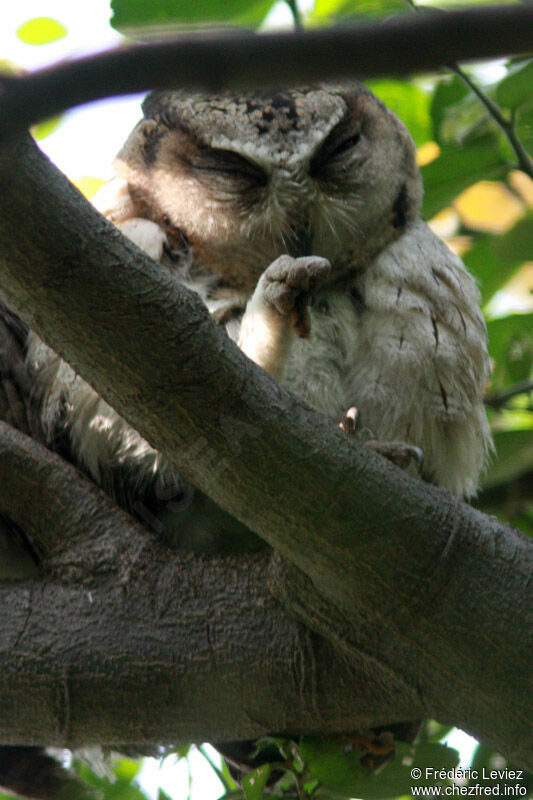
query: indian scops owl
[{"left": 27, "top": 84, "right": 492, "bottom": 546}]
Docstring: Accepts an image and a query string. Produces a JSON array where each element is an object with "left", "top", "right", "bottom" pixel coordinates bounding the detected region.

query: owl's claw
[
  {"left": 367, "top": 441, "right": 424, "bottom": 474},
  {"left": 339, "top": 406, "right": 360, "bottom": 435},
  {"left": 339, "top": 408, "right": 424, "bottom": 474}
]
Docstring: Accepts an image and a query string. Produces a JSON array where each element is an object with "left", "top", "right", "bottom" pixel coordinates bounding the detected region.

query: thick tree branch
[
  {"left": 0, "top": 134, "right": 530, "bottom": 765},
  {"left": 0, "top": 5, "right": 532, "bottom": 137},
  {"left": 0, "top": 424, "right": 423, "bottom": 744},
  {"left": 0, "top": 420, "right": 155, "bottom": 575},
  {"left": 1, "top": 552, "right": 405, "bottom": 747}
]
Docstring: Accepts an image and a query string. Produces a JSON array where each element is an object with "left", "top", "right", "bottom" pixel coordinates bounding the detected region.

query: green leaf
[
  {"left": 111, "top": 0, "right": 276, "bottom": 32},
  {"left": 417, "top": 720, "right": 455, "bottom": 744},
  {"left": 367, "top": 80, "right": 431, "bottom": 146},
  {"left": 312, "top": 0, "right": 406, "bottom": 21},
  {"left": 421, "top": 137, "right": 509, "bottom": 219},
  {"left": 0, "top": 60, "right": 21, "bottom": 75},
  {"left": 466, "top": 212, "right": 533, "bottom": 302},
  {"left": 515, "top": 102, "right": 533, "bottom": 162},
  {"left": 74, "top": 759, "right": 151, "bottom": 800},
  {"left": 32, "top": 116, "right": 62, "bottom": 140},
  {"left": 158, "top": 790, "right": 173, "bottom": 800},
  {"left": 242, "top": 765, "right": 271, "bottom": 800},
  {"left": 484, "top": 429, "right": 533, "bottom": 488},
  {"left": 497, "top": 60, "right": 533, "bottom": 110},
  {"left": 486, "top": 311, "right": 533, "bottom": 393},
  {"left": 16, "top": 17, "right": 67, "bottom": 45},
  {"left": 430, "top": 74, "right": 470, "bottom": 145},
  {"left": 300, "top": 738, "right": 459, "bottom": 800},
  {"left": 113, "top": 757, "right": 142, "bottom": 782},
  {"left": 171, "top": 744, "right": 192, "bottom": 759}
]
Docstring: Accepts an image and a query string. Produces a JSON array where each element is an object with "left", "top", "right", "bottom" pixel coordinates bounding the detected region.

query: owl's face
[{"left": 116, "top": 85, "right": 422, "bottom": 291}]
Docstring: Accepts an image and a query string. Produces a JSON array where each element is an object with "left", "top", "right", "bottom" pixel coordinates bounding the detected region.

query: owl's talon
[
  {"left": 339, "top": 406, "right": 360, "bottom": 435},
  {"left": 367, "top": 441, "right": 424, "bottom": 474}
]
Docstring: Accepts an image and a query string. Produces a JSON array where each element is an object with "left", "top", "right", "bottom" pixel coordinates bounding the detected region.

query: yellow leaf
[
  {"left": 454, "top": 181, "right": 525, "bottom": 234},
  {"left": 429, "top": 207, "right": 459, "bottom": 239},
  {"left": 509, "top": 170, "right": 533, "bottom": 208},
  {"left": 0, "top": 60, "right": 24, "bottom": 76},
  {"left": 416, "top": 141, "right": 440, "bottom": 167},
  {"left": 32, "top": 116, "right": 62, "bottom": 140},
  {"left": 17, "top": 17, "right": 67, "bottom": 45},
  {"left": 74, "top": 177, "right": 106, "bottom": 200}
]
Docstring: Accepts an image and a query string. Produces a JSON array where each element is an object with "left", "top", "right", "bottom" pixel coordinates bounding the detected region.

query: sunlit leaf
[
  {"left": 31, "top": 116, "right": 63, "bottom": 140},
  {"left": 113, "top": 757, "right": 142, "bottom": 782},
  {"left": 465, "top": 212, "right": 533, "bottom": 301},
  {"left": 111, "top": 0, "right": 276, "bottom": 32},
  {"left": 417, "top": 141, "right": 440, "bottom": 167},
  {"left": 74, "top": 757, "right": 151, "bottom": 800},
  {"left": 421, "top": 137, "right": 509, "bottom": 219},
  {"left": 0, "top": 59, "right": 22, "bottom": 75},
  {"left": 242, "top": 765, "right": 271, "bottom": 800},
  {"left": 509, "top": 170, "right": 533, "bottom": 207},
  {"left": 312, "top": 0, "right": 405, "bottom": 21},
  {"left": 367, "top": 80, "right": 432, "bottom": 146},
  {"left": 74, "top": 176, "right": 107, "bottom": 200},
  {"left": 418, "top": 720, "right": 455, "bottom": 743},
  {"left": 454, "top": 181, "right": 524, "bottom": 234},
  {"left": 300, "top": 738, "right": 459, "bottom": 799},
  {"left": 172, "top": 744, "right": 192, "bottom": 759},
  {"left": 16, "top": 17, "right": 67, "bottom": 45},
  {"left": 497, "top": 60, "right": 533, "bottom": 110}
]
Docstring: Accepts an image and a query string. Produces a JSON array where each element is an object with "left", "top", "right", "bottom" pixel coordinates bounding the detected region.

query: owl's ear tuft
[{"left": 116, "top": 119, "right": 166, "bottom": 170}]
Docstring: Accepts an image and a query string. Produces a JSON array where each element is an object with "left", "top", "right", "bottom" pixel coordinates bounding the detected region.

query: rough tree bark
[{"left": 0, "top": 122, "right": 530, "bottom": 771}]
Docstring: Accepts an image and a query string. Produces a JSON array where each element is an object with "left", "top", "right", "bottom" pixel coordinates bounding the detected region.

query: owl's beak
[{"left": 285, "top": 219, "right": 312, "bottom": 258}]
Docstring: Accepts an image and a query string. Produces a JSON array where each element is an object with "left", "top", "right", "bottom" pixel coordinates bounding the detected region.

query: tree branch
[
  {"left": 0, "top": 134, "right": 530, "bottom": 766},
  {"left": 452, "top": 63, "right": 533, "bottom": 179},
  {"left": 0, "top": 5, "right": 532, "bottom": 137},
  {"left": 0, "top": 420, "right": 156, "bottom": 576},
  {"left": 1, "top": 552, "right": 405, "bottom": 747}
]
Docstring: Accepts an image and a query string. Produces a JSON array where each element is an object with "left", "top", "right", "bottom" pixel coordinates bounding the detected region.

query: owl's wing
[{"left": 345, "top": 218, "right": 492, "bottom": 498}]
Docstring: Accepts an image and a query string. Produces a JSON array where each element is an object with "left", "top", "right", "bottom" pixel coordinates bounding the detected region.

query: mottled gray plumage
[{"left": 28, "top": 84, "right": 492, "bottom": 543}]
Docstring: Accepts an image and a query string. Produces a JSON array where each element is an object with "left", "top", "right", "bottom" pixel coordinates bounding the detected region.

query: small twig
[
  {"left": 485, "top": 379, "right": 533, "bottom": 410},
  {"left": 452, "top": 63, "right": 533, "bottom": 179},
  {"left": 285, "top": 0, "right": 304, "bottom": 31},
  {"left": 405, "top": 0, "right": 533, "bottom": 179}
]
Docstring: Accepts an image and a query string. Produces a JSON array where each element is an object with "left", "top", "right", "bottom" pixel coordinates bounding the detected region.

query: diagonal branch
[
  {"left": 0, "top": 132, "right": 530, "bottom": 765},
  {"left": 0, "top": 5, "right": 532, "bottom": 138}
]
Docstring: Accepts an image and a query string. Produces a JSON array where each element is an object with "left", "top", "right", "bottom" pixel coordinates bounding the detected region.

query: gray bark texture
[{"left": 0, "top": 134, "right": 530, "bottom": 768}]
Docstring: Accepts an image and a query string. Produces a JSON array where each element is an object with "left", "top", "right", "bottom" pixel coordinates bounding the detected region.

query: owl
[{"left": 27, "top": 84, "right": 492, "bottom": 549}]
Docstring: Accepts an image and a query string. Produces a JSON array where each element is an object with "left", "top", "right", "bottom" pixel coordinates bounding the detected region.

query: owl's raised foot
[
  {"left": 339, "top": 407, "right": 424, "bottom": 473},
  {"left": 261, "top": 254, "right": 331, "bottom": 337}
]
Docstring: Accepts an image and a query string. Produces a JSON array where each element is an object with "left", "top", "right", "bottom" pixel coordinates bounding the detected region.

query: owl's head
[{"left": 115, "top": 84, "right": 422, "bottom": 290}]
